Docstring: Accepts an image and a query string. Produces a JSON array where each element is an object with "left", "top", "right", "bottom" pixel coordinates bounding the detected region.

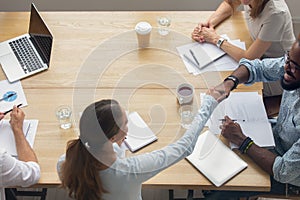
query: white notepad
[
  {"left": 125, "top": 112, "right": 157, "bottom": 152},
  {"left": 0, "top": 119, "right": 38, "bottom": 157},
  {"left": 186, "top": 130, "right": 247, "bottom": 187},
  {"left": 189, "top": 42, "right": 226, "bottom": 69}
]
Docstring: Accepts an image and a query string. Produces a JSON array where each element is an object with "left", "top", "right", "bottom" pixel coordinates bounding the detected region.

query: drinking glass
[
  {"left": 157, "top": 16, "right": 171, "bottom": 36},
  {"left": 179, "top": 105, "right": 195, "bottom": 129},
  {"left": 56, "top": 105, "right": 72, "bottom": 129}
]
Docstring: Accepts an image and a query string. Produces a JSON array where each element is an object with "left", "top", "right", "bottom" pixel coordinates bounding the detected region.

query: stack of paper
[
  {"left": 0, "top": 120, "right": 38, "bottom": 157},
  {"left": 207, "top": 92, "right": 275, "bottom": 148},
  {"left": 125, "top": 112, "right": 157, "bottom": 152},
  {"left": 176, "top": 34, "right": 245, "bottom": 75},
  {"left": 186, "top": 130, "right": 247, "bottom": 187}
]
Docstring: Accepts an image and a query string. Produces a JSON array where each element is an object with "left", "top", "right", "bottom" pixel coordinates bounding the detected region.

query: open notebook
[
  {"left": 125, "top": 112, "right": 157, "bottom": 152},
  {"left": 0, "top": 119, "right": 38, "bottom": 157},
  {"left": 186, "top": 130, "right": 247, "bottom": 187},
  {"left": 176, "top": 41, "right": 226, "bottom": 72}
]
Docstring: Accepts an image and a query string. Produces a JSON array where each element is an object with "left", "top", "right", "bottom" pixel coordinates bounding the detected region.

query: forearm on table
[
  {"left": 219, "top": 38, "right": 272, "bottom": 62},
  {"left": 246, "top": 143, "right": 277, "bottom": 175},
  {"left": 13, "top": 129, "right": 38, "bottom": 163}
]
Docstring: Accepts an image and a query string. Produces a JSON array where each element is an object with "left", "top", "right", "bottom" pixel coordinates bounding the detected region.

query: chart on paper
[{"left": 0, "top": 80, "right": 28, "bottom": 112}]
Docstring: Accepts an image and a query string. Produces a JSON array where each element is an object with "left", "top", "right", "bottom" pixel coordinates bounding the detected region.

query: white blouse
[
  {"left": 0, "top": 148, "right": 40, "bottom": 200},
  {"left": 244, "top": 0, "right": 295, "bottom": 58}
]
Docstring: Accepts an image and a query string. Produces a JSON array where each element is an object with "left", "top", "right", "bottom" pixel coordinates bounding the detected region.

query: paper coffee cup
[
  {"left": 135, "top": 21, "right": 152, "bottom": 48},
  {"left": 176, "top": 83, "right": 194, "bottom": 105}
]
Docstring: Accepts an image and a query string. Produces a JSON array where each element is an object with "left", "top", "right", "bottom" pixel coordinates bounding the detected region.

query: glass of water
[
  {"left": 56, "top": 105, "right": 72, "bottom": 129},
  {"left": 179, "top": 105, "right": 195, "bottom": 129},
  {"left": 157, "top": 16, "right": 171, "bottom": 36}
]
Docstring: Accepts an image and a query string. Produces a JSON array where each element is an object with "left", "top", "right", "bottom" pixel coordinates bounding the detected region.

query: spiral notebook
[{"left": 186, "top": 130, "right": 247, "bottom": 187}]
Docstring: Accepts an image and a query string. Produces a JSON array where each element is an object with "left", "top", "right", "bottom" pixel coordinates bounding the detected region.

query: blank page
[
  {"left": 125, "top": 112, "right": 157, "bottom": 152},
  {"left": 186, "top": 130, "right": 247, "bottom": 187}
]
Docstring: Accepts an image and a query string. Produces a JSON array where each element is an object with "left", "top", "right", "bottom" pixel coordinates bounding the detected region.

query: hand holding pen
[
  {"left": 4, "top": 103, "right": 22, "bottom": 115},
  {"left": 0, "top": 104, "right": 22, "bottom": 120},
  {"left": 9, "top": 105, "right": 25, "bottom": 133},
  {"left": 220, "top": 116, "right": 247, "bottom": 147}
]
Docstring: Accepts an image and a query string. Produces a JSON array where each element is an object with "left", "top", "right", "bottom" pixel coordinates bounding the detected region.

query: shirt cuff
[{"left": 239, "top": 58, "right": 255, "bottom": 85}]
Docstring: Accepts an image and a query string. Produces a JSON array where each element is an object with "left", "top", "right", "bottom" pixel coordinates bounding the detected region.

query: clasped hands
[{"left": 191, "top": 22, "right": 219, "bottom": 44}]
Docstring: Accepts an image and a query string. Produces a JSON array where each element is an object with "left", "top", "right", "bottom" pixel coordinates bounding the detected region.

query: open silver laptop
[{"left": 0, "top": 3, "right": 53, "bottom": 83}]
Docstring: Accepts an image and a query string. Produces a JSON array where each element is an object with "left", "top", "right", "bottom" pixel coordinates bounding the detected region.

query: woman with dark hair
[
  {"left": 57, "top": 90, "right": 224, "bottom": 200},
  {"left": 192, "top": 0, "right": 295, "bottom": 97}
]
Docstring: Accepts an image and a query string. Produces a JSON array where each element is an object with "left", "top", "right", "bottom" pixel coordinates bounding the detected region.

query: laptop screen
[{"left": 28, "top": 3, "right": 53, "bottom": 66}]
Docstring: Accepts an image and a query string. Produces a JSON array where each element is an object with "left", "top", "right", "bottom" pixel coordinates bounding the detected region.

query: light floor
[{"left": 14, "top": 23, "right": 300, "bottom": 200}]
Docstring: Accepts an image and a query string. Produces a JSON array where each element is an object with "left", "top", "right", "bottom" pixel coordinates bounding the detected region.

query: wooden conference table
[{"left": 0, "top": 11, "right": 269, "bottom": 192}]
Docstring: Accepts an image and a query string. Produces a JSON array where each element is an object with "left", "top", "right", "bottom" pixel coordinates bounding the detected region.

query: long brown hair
[
  {"left": 249, "top": 0, "right": 270, "bottom": 18},
  {"left": 227, "top": 0, "right": 270, "bottom": 18},
  {"left": 60, "top": 99, "right": 123, "bottom": 200}
]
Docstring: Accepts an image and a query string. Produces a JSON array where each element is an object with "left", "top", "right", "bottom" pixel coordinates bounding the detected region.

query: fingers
[
  {"left": 216, "top": 93, "right": 228, "bottom": 103},
  {"left": 10, "top": 105, "right": 20, "bottom": 117},
  {"left": 0, "top": 112, "right": 4, "bottom": 120},
  {"left": 10, "top": 105, "right": 24, "bottom": 120},
  {"left": 206, "top": 87, "right": 230, "bottom": 103},
  {"left": 219, "top": 116, "right": 236, "bottom": 129}
]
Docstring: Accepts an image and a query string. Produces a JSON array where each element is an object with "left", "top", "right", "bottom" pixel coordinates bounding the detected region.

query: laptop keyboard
[{"left": 9, "top": 37, "right": 43, "bottom": 74}]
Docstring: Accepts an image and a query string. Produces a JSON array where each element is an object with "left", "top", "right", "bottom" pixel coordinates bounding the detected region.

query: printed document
[
  {"left": 207, "top": 92, "right": 275, "bottom": 148},
  {"left": 0, "top": 80, "right": 28, "bottom": 112}
]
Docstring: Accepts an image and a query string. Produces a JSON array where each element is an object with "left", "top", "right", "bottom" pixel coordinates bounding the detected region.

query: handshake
[{"left": 206, "top": 82, "right": 233, "bottom": 103}]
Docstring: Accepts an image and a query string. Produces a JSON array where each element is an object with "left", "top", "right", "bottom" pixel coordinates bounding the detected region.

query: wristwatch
[
  {"left": 224, "top": 75, "right": 239, "bottom": 91},
  {"left": 216, "top": 37, "right": 227, "bottom": 48}
]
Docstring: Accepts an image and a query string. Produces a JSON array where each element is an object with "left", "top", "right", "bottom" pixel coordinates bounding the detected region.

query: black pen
[
  {"left": 3, "top": 103, "right": 23, "bottom": 115},
  {"left": 219, "top": 119, "right": 245, "bottom": 122},
  {"left": 189, "top": 49, "right": 200, "bottom": 66},
  {"left": 0, "top": 93, "right": 16, "bottom": 102}
]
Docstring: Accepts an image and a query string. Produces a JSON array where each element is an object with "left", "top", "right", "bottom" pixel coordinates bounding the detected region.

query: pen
[
  {"left": 0, "top": 93, "right": 16, "bottom": 102},
  {"left": 219, "top": 119, "right": 245, "bottom": 122},
  {"left": 183, "top": 54, "right": 199, "bottom": 69},
  {"left": 189, "top": 49, "right": 200, "bottom": 66},
  {"left": 24, "top": 123, "right": 31, "bottom": 138},
  {"left": 3, "top": 103, "right": 23, "bottom": 115}
]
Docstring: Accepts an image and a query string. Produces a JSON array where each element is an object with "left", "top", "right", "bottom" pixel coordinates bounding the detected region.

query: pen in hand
[{"left": 3, "top": 103, "right": 23, "bottom": 115}]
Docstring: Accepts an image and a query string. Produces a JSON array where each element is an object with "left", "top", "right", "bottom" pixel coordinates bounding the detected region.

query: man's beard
[{"left": 281, "top": 75, "right": 300, "bottom": 91}]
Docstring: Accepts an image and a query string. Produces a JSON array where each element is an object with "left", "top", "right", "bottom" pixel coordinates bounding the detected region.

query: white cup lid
[{"left": 135, "top": 22, "right": 152, "bottom": 35}]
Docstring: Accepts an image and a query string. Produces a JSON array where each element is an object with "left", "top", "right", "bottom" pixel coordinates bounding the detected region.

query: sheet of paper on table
[
  {"left": 201, "top": 92, "right": 275, "bottom": 148},
  {"left": 0, "top": 80, "right": 28, "bottom": 112},
  {"left": 0, "top": 119, "right": 38, "bottom": 157},
  {"left": 176, "top": 34, "right": 245, "bottom": 75}
]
